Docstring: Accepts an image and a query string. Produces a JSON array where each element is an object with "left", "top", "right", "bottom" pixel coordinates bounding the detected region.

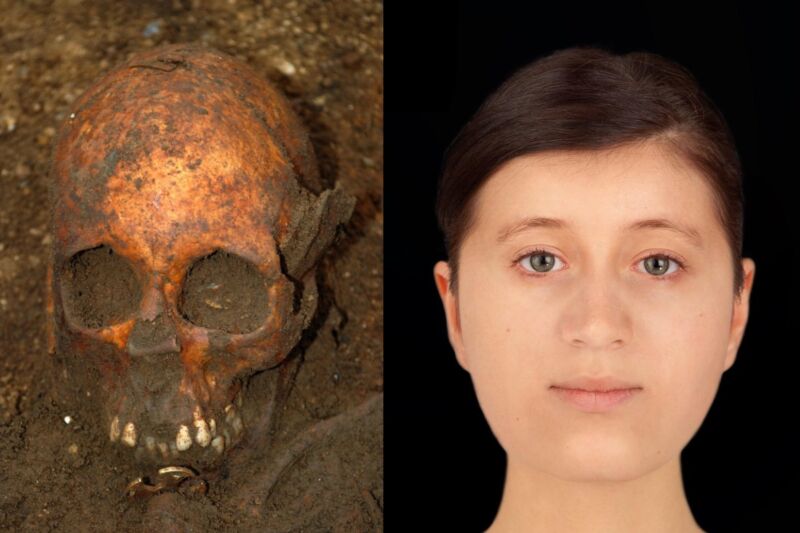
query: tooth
[
  {"left": 194, "top": 419, "right": 211, "bottom": 447},
  {"left": 225, "top": 406, "right": 237, "bottom": 424},
  {"left": 224, "top": 404, "right": 234, "bottom": 414},
  {"left": 121, "top": 422, "right": 137, "bottom": 447},
  {"left": 158, "top": 442, "right": 169, "bottom": 458},
  {"left": 145, "top": 436, "right": 156, "bottom": 453},
  {"left": 211, "top": 436, "right": 225, "bottom": 454},
  {"left": 209, "top": 419, "right": 217, "bottom": 436},
  {"left": 230, "top": 414, "right": 243, "bottom": 435},
  {"left": 109, "top": 416, "right": 120, "bottom": 442},
  {"left": 176, "top": 424, "right": 192, "bottom": 451}
]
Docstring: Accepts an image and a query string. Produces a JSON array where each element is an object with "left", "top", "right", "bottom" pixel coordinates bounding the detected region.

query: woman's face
[{"left": 434, "top": 141, "right": 755, "bottom": 482}]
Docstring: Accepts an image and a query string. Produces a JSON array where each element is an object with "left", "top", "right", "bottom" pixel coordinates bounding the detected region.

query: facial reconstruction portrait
[
  {"left": 435, "top": 52, "right": 755, "bottom": 531},
  {"left": 0, "top": 3, "right": 382, "bottom": 532},
  {"left": 387, "top": 3, "right": 793, "bottom": 532}
]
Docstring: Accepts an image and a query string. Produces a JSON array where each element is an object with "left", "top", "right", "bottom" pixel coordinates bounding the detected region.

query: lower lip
[{"left": 550, "top": 387, "right": 642, "bottom": 413}]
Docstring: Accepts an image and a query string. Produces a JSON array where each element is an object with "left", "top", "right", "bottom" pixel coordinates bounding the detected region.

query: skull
[{"left": 46, "top": 44, "right": 354, "bottom": 469}]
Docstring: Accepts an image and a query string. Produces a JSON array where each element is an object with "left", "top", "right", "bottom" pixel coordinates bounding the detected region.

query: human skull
[{"left": 46, "top": 44, "right": 353, "bottom": 469}]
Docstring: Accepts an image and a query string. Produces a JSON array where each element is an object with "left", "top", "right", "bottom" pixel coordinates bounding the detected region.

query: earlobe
[
  {"left": 433, "top": 261, "right": 469, "bottom": 372},
  {"left": 724, "top": 258, "right": 756, "bottom": 371}
]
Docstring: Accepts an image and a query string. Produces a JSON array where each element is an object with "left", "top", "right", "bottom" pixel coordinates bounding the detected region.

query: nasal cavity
[{"left": 126, "top": 313, "right": 180, "bottom": 357}]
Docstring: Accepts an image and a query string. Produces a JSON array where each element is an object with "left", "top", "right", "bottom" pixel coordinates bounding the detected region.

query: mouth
[
  {"left": 550, "top": 377, "right": 643, "bottom": 413},
  {"left": 108, "top": 393, "right": 245, "bottom": 464}
]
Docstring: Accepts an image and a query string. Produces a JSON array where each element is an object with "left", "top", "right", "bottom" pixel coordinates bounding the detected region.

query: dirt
[
  {"left": 180, "top": 251, "right": 271, "bottom": 334},
  {"left": 63, "top": 245, "right": 142, "bottom": 329},
  {"left": 0, "top": 1, "right": 383, "bottom": 531}
]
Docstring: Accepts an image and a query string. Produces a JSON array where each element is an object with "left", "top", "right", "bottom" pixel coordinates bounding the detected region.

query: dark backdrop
[{"left": 385, "top": 2, "right": 796, "bottom": 531}]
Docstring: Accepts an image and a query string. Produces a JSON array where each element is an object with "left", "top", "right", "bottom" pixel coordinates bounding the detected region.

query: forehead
[{"left": 470, "top": 141, "right": 723, "bottom": 243}]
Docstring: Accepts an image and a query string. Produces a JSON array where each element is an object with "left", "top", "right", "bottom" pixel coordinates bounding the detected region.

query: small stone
[
  {"left": 274, "top": 58, "right": 296, "bottom": 76},
  {"left": 63, "top": 415, "right": 72, "bottom": 424},
  {"left": 67, "top": 443, "right": 78, "bottom": 454},
  {"left": 142, "top": 19, "right": 162, "bottom": 38},
  {"left": 14, "top": 163, "right": 29, "bottom": 178}
]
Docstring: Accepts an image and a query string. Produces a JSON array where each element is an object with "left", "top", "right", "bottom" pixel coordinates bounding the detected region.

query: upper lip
[{"left": 551, "top": 377, "right": 642, "bottom": 392}]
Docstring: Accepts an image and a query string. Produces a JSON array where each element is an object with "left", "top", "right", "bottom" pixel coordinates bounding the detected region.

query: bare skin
[{"left": 434, "top": 140, "right": 755, "bottom": 532}]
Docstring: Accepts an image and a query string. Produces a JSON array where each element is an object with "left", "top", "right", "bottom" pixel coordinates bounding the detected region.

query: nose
[
  {"left": 559, "top": 278, "right": 632, "bottom": 350},
  {"left": 126, "top": 282, "right": 180, "bottom": 357},
  {"left": 126, "top": 312, "right": 180, "bottom": 356}
]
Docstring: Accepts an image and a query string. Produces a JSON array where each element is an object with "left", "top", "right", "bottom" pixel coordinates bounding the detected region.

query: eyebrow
[{"left": 496, "top": 216, "right": 704, "bottom": 248}]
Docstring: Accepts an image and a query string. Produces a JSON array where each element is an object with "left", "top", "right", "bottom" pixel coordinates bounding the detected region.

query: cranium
[{"left": 46, "top": 44, "right": 353, "bottom": 469}]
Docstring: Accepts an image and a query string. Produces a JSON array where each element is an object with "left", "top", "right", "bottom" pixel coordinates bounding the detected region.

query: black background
[{"left": 386, "top": 2, "right": 796, "bottom": 531}]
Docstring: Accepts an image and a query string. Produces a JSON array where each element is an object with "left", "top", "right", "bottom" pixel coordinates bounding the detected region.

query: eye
[
  {"left": 637, "top": 254, "right": 682, "bottom": 277},
  {"left": 517, "top": 249, "right": 565, "bottom": 274},
  {"left": 179, "top": 250, "right": 270, "bottom": 334},
  {"left": 61, "top": 245, "right": 141, "bottom": 329}
]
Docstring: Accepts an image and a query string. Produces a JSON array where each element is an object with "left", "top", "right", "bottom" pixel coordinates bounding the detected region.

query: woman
[{"left": 433, "top": 48, "right": 755, "bottom": 532}]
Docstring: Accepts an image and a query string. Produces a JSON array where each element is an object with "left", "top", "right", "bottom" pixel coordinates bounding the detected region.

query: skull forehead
[
  {"left": 52, "top": 44, "right": 313, "bottom": 265},
  {"left": 56, "top": 163, "right": 284, "bottom": 272}
]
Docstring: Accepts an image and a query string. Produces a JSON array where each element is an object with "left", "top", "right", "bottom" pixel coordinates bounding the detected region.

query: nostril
[{"left": 126, "top": 314, "right": 180, "bottom": 357}]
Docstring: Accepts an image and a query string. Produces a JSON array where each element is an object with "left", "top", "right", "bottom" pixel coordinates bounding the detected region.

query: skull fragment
[{"left": 46, "top": 44, "right": 354, "bottom": 469}]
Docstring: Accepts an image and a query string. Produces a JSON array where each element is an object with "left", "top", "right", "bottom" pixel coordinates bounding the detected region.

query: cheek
[
  {"left": 645, "top": 285, "right": 733, "bottom": 450},
  {"left": 456, "top": 263, "right": 555, "bottom": 448}
]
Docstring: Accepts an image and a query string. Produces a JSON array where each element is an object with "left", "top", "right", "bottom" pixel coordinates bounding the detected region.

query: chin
[{"left": 532, "top": 432, "right": 668, "bottom": 483}]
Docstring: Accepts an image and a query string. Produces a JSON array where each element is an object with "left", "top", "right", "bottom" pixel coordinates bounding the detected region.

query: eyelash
[{"left": 513, "top": 248, "right": 687, "bottom": 281}]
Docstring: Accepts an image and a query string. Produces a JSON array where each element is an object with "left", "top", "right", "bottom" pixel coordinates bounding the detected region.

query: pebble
[
  {"left": 274, "top": 58, "right": 296, "bottom": 76},
  {"left": 67, "top": 443, "right": 78, "bottom": 454},
  {"left": 142, "top": 19, "right": 162, "bottom": 37},
  {"left": 0, "top": 115, "right": 17, "bottom": 135},
  {"left": 63, "top": 416, "right": 72, "bottom": 424}
]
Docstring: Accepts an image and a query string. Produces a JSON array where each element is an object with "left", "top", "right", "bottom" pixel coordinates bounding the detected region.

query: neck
[{"left": 488, "top": 455, "right": 702, "bottom": 533}]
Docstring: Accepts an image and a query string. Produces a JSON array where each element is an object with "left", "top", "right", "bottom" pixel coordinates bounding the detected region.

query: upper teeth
[
  {"left": 176, "top": 425, "right": 192, "bottom": 451},
  {"left": 121, "top": 422, "right": 137, "bottom": 447},
  {"left": 108, "top": 402, "right": 244, "bottom": 459}
]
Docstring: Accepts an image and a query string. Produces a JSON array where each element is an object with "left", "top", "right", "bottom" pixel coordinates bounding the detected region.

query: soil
[
  {"left": 180, "top": 250, "right": 271, "bottom": 333},
  {"left": 0, "top": 1, "right": 383, "bottom": 531},
  {"left": 63, "top": 245, "right": 142, "bottom": 329}
]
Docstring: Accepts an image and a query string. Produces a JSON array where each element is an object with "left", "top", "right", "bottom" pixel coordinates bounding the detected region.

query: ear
[
  {"left": 724, "top": 258, "right": 756, "bottom": 371},
  {"left": 433, "top": 261, "right": 470, "bottom": 372}
]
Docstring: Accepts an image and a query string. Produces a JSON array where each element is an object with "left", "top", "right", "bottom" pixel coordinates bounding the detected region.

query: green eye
[
  {"left": 519, "top": 251, "right": 561, "bottom": 273},
  {"left": 642, "top": 255, "right": 677, "bottom": 276}
]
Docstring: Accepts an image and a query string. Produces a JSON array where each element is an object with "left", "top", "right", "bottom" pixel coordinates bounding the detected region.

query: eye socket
[
  {"left": 179, "top": 250, "right": 270, "bottom": 334},
  {"left": 61, "top": 245, "right": 141, "bottom": 329}
]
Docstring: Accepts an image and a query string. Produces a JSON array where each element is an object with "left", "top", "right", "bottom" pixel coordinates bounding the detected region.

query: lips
[{"left": 550, "top": 377, "right": 642, "bottom": 413}]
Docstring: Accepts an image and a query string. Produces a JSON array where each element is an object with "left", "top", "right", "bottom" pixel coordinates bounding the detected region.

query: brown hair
[{"left": 436, "top": 47, "right": 744, "bottom": 295}]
